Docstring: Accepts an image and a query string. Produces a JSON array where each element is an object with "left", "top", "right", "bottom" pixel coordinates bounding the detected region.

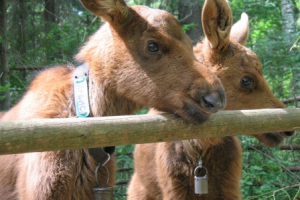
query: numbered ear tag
[{"left": 194, "top": 165, "right": 208, "bottom": 195}]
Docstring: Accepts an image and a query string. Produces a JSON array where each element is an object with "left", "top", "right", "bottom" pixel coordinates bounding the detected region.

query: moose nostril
[
  {"left": 203, "top": 97, "right": 215, "bottom": 110},
  {"left": 202, "top": 92, "right": 226, "bottom": 112}
]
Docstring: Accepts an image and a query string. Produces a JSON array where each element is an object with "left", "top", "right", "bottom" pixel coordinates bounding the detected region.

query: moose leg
[
  {"left": 16, "top": 152, "right": 75, "bottom": 200},
  {"left": 127, "top": 173, "right": 158, "bottom": 200},
  {"left": 0, "top": 154, "right": 20, "bottom": 200},
  {"left": 128, "top": 143, "right": 163, "bottom": 200}
]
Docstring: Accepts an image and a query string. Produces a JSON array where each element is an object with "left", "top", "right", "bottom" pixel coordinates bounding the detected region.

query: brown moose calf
[
  {"left": 127, "top": 0, "right": 294, "bottom": 199},
  {"left": 0, "top": 0, "right": 226, "bottom": 199}
]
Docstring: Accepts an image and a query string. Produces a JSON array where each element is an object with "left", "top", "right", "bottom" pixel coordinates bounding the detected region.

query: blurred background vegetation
[{"left": 0, "top": 0, "right": 299, "bottom": 199}]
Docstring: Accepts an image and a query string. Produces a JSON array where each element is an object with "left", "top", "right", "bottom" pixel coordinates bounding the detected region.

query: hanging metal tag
[
  {"left": 93, "top": 153, "right": 114, "bottom": 200},
  {"left": 194, "top": 157, "right": 208, "bottom": 195},
  {"left": 93, "top": 186, "right": 114, "bottom": 200}
]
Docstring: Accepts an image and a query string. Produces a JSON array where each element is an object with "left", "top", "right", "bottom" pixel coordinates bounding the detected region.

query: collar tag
[{"left": 73, "top": 64, "right": 90, "bottom": 118}]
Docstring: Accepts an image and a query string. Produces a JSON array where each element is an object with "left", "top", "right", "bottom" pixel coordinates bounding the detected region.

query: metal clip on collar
[
  {"left": 95, "top": 153, "right": 111, "bottom": 186},
  {"left": 93, "top": 153, "right": 114, "bottom": 200}
]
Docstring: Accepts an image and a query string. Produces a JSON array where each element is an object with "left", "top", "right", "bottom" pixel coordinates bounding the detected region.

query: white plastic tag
[{"left": 74, "top": 76, "right": 90, "bottom": 117}]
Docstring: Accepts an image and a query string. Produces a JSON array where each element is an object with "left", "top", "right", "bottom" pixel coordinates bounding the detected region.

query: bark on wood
[
  {"left": 282, "top": 96, "right": 300, "bottom": 104},
  {"left": 0, "top": 108, "right": 299, "bottom": 155},
  {"left": 287, "top": 166, "right": 300, "bottom": 172}
]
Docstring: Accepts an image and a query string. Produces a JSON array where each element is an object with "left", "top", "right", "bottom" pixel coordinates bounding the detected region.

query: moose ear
[
  {"left": 80, "top": 0, "right": 130, "bottom": 26},
  {"left": 230, "top": 13, "right": 249, "bottom": 46},
  {"left": 202, "top": 0, "right": 233, "bottom": 52}
]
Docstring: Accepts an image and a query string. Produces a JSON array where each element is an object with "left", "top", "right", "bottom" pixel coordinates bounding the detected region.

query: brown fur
[
  {"left": 127, "top": 0, "right": 294, "bottom": 199},
  {"left": 0, "top": 112, "right": 5, "bottom": 118},
  {"left": 0, "top": 0, "right": 226, "bottom": 199}
]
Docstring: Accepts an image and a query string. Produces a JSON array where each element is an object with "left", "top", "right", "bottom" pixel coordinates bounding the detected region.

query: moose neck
[
  {"left": 75, "top": 26, "right": 143, "bottom": 117},
  {"left": 88, "top": 73, "right": 142, "bottom": 117}
]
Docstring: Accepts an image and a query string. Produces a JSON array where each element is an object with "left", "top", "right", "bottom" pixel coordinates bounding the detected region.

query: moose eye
[
  {"left": 241, "top": 76, "right": 252, "bottom": 87},
  {"left": 148, "top": 41, "right": 159, "bottom": 53},
  {"left": 240, "top": 76, "right": 256, "bottom": 93}
]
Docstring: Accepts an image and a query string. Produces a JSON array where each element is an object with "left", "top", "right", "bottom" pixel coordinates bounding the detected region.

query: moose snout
[
  {"left": 189, "top": 87, "right": 226, "bottom": 115},
  {"left": 202, "top": 92, "right": 226, "bottom": 113},
  {"left": 183, "top": 69, "right": 226, "bottom": 123}
]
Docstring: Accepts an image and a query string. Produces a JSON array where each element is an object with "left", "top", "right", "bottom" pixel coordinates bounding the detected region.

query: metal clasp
[{"left": 93, "top": 153, "right": 114, "bottom": 200}]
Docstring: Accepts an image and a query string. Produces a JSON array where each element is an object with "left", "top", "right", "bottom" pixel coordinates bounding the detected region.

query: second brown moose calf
[{"left": 127, "top": 0, "right": 294, "bottom": 199}]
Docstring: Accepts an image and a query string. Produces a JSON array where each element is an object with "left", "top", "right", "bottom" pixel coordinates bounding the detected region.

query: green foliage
[
  {"left": 135, "top": 107, "right": 149, "bottom": 115},
  {"left": 240, "top": 135, "right": 300, "bottom": 200},
  {"left": 2, "top": 0, "right": 300, "bottom": 199},
  {"left": 128, "top": 0, "right": 179, "bottom": 13},
  {"left": 5, "top": 0, "right": 100, "bottom": 103},
  {"left": 251, "top": 33, "right": 300, "bottom": 99},
  {"left": 0, "top": 83, "right": 10, "bottom": 101},
  {"left": 182, "top": 23, "right": 196, "bottom": 32},
  {"left": 290, "top": 36, "right": 300, "bottom": 52},
  {"left": 115, "top": 145, "right": 134, "bottom": 199}
]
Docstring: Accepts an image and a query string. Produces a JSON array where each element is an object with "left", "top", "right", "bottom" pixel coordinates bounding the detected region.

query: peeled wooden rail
[{"left": 0, "top": 108, "right": 299, "bottom": 155}]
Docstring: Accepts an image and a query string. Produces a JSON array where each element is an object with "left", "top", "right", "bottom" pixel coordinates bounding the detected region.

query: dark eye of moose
[
  {"left": 241, "top": 76, "right": 252, "bottom": 87},
  {"left": 148, "top": 41, "right": 159, "bottom": 53}
]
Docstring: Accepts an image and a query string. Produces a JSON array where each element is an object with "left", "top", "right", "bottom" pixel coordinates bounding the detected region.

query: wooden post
[{"left": 0, "top": 108, "right": 299, "bottom": 155}]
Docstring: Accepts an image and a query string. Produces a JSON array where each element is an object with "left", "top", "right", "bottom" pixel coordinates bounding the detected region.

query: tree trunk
[
  {"left": 281, "top": 0, "right": 299, "bottom": 106},
  {"left": 44, "top": 0, "right": 62, "bottom": 61},
  {"left": 17, "top": 0, "right": 27, "bottom": 79},
  {"left": 281, "top": 0, "right": 295, "bottom": 42},
  {"left": 178, "top": 0, "right": 204, "bottom": 44},
  {"left": 0, "top": 0, "right": 10, "bottom": 111},
  {"left": 44, "top": 0, "right": 56, "bottom": 32}
]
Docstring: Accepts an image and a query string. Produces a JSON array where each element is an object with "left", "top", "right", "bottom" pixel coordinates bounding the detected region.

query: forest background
[{"left": 0, "top": 0, "right": 300, "bottom": 199}]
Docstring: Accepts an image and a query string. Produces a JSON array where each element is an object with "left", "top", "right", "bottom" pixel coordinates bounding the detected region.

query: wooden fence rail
[{"left": 0, "top": 108, "right": 300, "bottom": 155}]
